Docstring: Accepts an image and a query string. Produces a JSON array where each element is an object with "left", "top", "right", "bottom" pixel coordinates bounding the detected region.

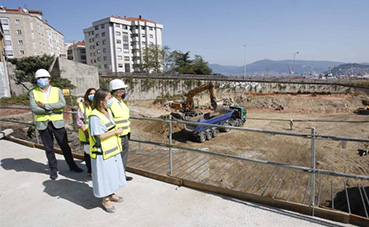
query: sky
[{"left": 1, "top": 0, "right": 369, "bottom": 66}]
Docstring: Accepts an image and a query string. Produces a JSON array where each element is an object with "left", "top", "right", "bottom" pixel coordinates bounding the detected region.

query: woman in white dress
[{"left": 88, "top": 88, "right": 127, "bottom": 213}]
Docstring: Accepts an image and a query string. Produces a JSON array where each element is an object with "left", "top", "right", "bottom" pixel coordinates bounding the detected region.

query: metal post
[
  {"left": 33, "top": 113, "right": 40, "bottom": 144},
  {"left": 169, "top": 114, "right": 173, "bottom": 176},
  {"left": 311, "top": 127, "right": 316, "bottom": 216}
]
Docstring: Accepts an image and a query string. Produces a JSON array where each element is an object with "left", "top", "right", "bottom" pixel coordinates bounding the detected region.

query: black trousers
[
  {"left": 84, "top": 152, "right": 92, "bottom": 174},
  {"left": 120, "top": 135, "right": 129, "bottom": 171},
  {"left": 39, "top": 122, "right": 77, "bottom": 171}
]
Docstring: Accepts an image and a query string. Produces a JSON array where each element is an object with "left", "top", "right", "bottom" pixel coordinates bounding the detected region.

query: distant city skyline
[{"left": 1, "top": 0, "right": 369, "bottom": 66}]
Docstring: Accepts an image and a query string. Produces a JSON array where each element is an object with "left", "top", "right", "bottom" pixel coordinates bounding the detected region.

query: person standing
[
  {"left": 76, "top": 88, "right": 96, "bottom": 176},
  {"left": 109, "top": 79, "right": 132, "bottom": 181},
  {"left": 29, "top": 69, "right": 83, "bottom": 180},
  {"left": 88, "top": 88, "right": 126, "bottom": 213}
]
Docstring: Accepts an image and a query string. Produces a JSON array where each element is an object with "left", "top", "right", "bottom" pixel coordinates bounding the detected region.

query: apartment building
[
  {"left": 83, "top": 15, "right": 163, "bottom": 74},
  {"left": 0, "top": 6, "right": 65, "bottom": 58},
  {"left": 0, "top": 22, "right": 10, "bottom": 97},
  {"left": 66, "top": 41, "right": 87, "bottom": 64}
]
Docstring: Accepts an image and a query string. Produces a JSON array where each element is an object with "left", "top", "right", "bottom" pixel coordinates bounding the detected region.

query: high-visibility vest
[
  {"left": 32, "top": 86, "right": 63, "bottom": 122},
  {"left": 109, "top": 99, "right": 130, "bottom": 136},
  {"left": 78, "top": 101, "right": 92, "bottom": 143},
  {"left": 88, "top": 109, "right": 122, "bottom": 160}
]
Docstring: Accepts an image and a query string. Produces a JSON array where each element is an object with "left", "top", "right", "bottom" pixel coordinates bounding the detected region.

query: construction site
[{"left": 1, "top": 78, "right": 369, "bottom": 226}]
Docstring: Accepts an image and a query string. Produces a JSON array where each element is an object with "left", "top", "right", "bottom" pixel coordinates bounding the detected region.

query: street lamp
[
  {"left": 293, "top": 51, "right": 299, "bottom": 75},
  {"left": 243, "top": 44, "right": 246, "bottom": 77}
]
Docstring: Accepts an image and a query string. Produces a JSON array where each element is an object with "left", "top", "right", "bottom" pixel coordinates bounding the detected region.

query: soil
[{"left": 1, "top": 92, "right": 369, "bottom": 216}]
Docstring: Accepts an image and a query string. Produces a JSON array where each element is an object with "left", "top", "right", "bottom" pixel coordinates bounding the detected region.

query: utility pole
[
  {"left": 243, "top": 44, "right": 246, "bottom": 77},
  {"left": 293, "top": 51, "right": 299, "bottom": 75}
]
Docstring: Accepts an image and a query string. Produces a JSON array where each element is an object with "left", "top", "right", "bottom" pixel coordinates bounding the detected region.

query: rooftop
[{"left": 0, "top": 139, "right": 351, "bottom": 226}]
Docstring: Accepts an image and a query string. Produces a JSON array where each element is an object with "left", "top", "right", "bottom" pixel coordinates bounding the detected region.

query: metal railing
[{"left": 1, "top": 105, "right": 369, "bottom": 218}]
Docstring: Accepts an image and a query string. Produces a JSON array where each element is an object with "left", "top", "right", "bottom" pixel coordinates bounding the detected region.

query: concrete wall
[
  {"left": 51, "top": 57, "right": 99, "bottom": 97},
  {"left": 99, "top": 77, "right": 354, "bottom": 101}
]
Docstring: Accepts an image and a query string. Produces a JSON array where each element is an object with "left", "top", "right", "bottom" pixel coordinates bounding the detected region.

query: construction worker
[
  {"left": 29, "top": 69, "right": 83, "bottom": 180},
  {"left": 76, "top": 88, "right": 96, "bottom": 176},
  {"left": 88, "top": 88, "right": 126, "bottom": 213},
  {"left": 289, "top": 119, "right": 294, "bottom": 130},
  {"left": 109, "top": 79, "right": 132, "bottom": 181}
]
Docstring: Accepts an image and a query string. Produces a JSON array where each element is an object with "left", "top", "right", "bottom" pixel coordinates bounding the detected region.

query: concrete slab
[{"left": 0, "top": 140, "right": 352, "bottom": 227}]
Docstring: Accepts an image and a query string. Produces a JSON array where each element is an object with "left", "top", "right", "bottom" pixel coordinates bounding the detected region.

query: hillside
[{"left": 210, "top": 59, "right": 345, "bottom": 76}]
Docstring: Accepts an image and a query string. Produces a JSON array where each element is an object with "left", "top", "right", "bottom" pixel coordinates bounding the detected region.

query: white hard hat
[
  {"left": 109, "top": 79, "right": 128, "bottom": 91},
  {"left": 35, "top": 69, "right": 51, "bottom": 78}
]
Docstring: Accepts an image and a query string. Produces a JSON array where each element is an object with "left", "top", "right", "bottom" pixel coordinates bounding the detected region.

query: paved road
[{"left": 0, "top": 139, "right": 352, "bottom": 227}]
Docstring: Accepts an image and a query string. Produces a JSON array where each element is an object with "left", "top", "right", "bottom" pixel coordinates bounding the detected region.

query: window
[
  {"left": 95, "top": 26, "right": 99, "bottom": 30},
  {"left": 149, "top": 27, "right": 153, "bottom": 31},
  {"left": 115, "top": 24, "right": 120, "bottom": 28},
  {"left": 103, "top": 48, "right": 107, "bottom": 53},
  {"left": 97, "top": 49, "right": 101, "bottom": 54},
  {"left": 101, "top": 24, "right": 105, "bottom": 29},
  {"left": 142, "top": 34, "right": 146, "bottom": 38},
  {"left": 102, "top": 40, "right": 106, "bottom": 45},
  {"left": 117, "top": 48, "right": 122, "bottom": 52},
  {"left": 20, "top": 50, "right": 25, "bottom": 55},
  {"left": 96, "top": 41, "right": 100, "bottom": 46},
  {"left": 6, "top": 50, "right": 13, "bottom": 56},
  {"left": 17, "top": 30, "right": 22, "bottom": 35},
  {"left": 102, "top": 32, "right": 105, "bottom": 37},
  {"left": 97, "top": 57, "right": 101, "bottom": 61},
  {"left": 124, "top": 56, "right": 130, "bottom": 61},
  {"left": 5, "top": 40, "right": 11, "bottom": 46},
  {"left": 142, "top": 41, "right": 146, "bottom": 45},
  {"left": 15, "top": 19, "right": 20, "bottom": 24},
  {"left": 116, "top": 31, "right": 121, "bottom": 36},
  {"left": 118, "top": 56, "right": 122, "bottom": 60},
  {"left": 103, "top": 56, "right": 107, "bottom": 60},
  {"left": 125, "top": 64, "right": 130, "bottom": 72},
  {"left": 95, "top": 33, "right": 99, "bottom": 38},
  {"left": 18, "top": 40, "right": 23, "bottom": 45},
  {"left": 123, "top": 25, "right": 128, "bottom": 30},
  {"left": 104, "top": 64, "right": 108, "bottom": 69},
  {"left": 141, "top": 26, "right": 146, "bottom": 30},
  {"left": 149, "top": 34, "right": 153, "bottom": 38},
  {"left": 123, "top": 44, "right": 129, "bottom": 49},
  {"left": 1, "top": 19, "right": 9, "bottom": 25},
  {"left": 118, "top": 63, "right": 123, "bottom": 68},
  {"left": 4, "top": 30, "right": 10, "bottom": 35},
  {"left": 117, "top": 39, "right": 121, "bottom": 44}
]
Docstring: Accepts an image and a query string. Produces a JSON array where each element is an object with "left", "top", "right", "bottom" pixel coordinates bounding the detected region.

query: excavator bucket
[{"left": 211, "top": 98, "right": 223, "bottom": 112}]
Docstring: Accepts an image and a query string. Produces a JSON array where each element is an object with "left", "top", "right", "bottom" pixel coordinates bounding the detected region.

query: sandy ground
[{"left": 1, "top": 93, "right": 369, "bottom": 217}]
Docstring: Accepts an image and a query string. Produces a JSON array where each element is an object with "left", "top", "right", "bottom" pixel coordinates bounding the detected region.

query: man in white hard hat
[
  {"left": 109, "top": 79, "right": 132, "bottom": 181},
  {"left": 29, "top": 69, "right": 83, "bottom": 180}
]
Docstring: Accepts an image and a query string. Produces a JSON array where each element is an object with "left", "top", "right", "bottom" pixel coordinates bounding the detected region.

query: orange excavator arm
[{"left": 185, "top": 82, "right": 218, "bottom": 111}]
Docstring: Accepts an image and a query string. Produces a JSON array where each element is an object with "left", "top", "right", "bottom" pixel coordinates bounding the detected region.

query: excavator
[
  {"left": 355, "top": 100, "right": 369, "bottom": 115},
  {"left": 170, "top": 82, "right": 223, "bottom": 119}
]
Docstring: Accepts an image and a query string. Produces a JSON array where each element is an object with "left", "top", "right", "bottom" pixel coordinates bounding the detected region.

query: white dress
[{"left": 89, "top": 114, "right": 127, "bottom": 198}]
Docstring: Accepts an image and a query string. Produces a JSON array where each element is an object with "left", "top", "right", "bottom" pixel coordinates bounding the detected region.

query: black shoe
[
  {"left": 50, "top": 170, "right": 58, "bottom": 180},
  {"left": 126, "top": 176, "right": 133, "bottom": 181},
  {"left": 70, "top": 166, "right": 83, "bottom": 173}
]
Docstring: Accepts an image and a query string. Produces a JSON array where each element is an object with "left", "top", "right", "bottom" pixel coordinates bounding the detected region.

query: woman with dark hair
[
  {"left": 76, "top": 88, "right": 96, "bottom": 176},
  {"left": 88, "top": 88, "right": 126, "bottom": 213}
]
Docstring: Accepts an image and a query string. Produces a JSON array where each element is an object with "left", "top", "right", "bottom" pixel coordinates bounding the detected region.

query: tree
[
  {"left": 9, "top": 54, "right": 75, "bottom": 90},
  {"left": 189, "top": 55, "right": 212, "bottom": 75},
  {"left": 142, "top": 44, "right": 169, "bottom": 73}
]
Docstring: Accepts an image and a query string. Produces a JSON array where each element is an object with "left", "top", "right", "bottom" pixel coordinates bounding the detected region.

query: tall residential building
[
  {"left": 0, "top": 21, "right": 10, "bottom": 97},
  {"left": 66, "top": 41, "right": 87, "bottom": 64},
  {"left": 83, "top": 15, "right": 163, "bottom": 74},
  {"left": 0, "top": 6, "right": 65, "bottom": 59}
]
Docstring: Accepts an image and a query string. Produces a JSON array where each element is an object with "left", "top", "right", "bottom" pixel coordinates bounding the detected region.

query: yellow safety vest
[
  {"left": 89, "top": 109, "right": 122, "bottom": 160},
  {"left": 78, "top": 102, "right": 92, "bottom": 143},
  {"left": 32, "top": 87, "right": 63, "bottom": 122},
  {"left": 109, "top": 99, "right": 130, "bottom": 136}
]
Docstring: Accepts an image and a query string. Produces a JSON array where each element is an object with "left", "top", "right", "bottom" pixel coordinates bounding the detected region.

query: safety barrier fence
[{"left": 1, "top": 106, "right": 369, "bottom": 223}]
